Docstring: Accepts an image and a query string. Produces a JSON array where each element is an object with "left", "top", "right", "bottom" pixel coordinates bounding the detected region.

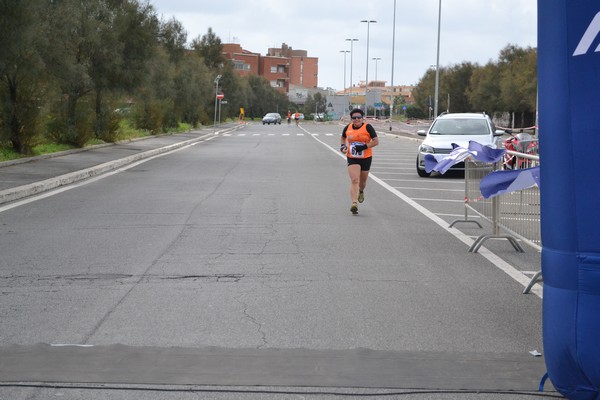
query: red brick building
[
  {"left": 222, "top": 43, "right": 259, "bottom": 78},
  {"left": 222, "top": 42, "right": 318, "bottom": 95}
]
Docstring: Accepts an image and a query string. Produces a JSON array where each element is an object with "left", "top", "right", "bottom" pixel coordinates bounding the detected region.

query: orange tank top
[{"left": 345, "top": 123, "right": 373, "bottom": 159}]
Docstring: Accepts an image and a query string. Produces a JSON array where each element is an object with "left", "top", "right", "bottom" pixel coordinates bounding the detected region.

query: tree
[
  {"left": 93, "top": 0, "right": 159, "bottom": 140},
  {"left": 413, "top": 44, "right": 537, "bottom": 125},
  {"left": 304, "top": 92, "right": 327, "bottom": 119},
  {"left": 191, "top": 28, "right": 225, "bottom": 70},
  {"left": 467, "top": 62, "right": 503, "bottom": 114},
  {"left": 245, "top": 75, "right": 286, "bottom": 118},
  {"left": 42, "top": 0, "right": 101, "bottom": 146},
  {"left": 42, "top": 0, "right": 161, "bottom": 145},
  {"left": 414, "top": 62, "right": 476, "bottom": 116},
  {"left": 132, "top": 46, "right": 175, "bottom": 133},
  {"left": 393, "top": 94, "right": 407, "bottom": 110},
  {"left": 0, "top": 1, "right": 47, "bottom": 154},
  {"left": 498, "top": 45, "right": 537, "bottom": 126},
  {"left": 159, "top": 17, "right": 188, "bottom": 64},
  {"left": 115, "top": 1, "right": 160, "bottom": 92},
  {"left": 216, "top": 62, "right": 246, "bottom": 120},
  {"left": 439, "top": 62, "right": 477, "bottom": 113},
  {"left": 412, "top": 68, "right": 437, "bottom": 118},
  {"left": 314, "top": 92, "right": 327, "bottom": 116},
  {"left": 173, "top": 53, "right": 212, "bottom": 126}
]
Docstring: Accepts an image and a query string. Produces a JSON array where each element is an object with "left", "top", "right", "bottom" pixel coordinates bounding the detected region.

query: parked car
[
  {"left": 416, "top": 112, "right": 506, "bottom": 177},
  {"left": 262, "top": 113, "right": 282, "bottom": 125}
]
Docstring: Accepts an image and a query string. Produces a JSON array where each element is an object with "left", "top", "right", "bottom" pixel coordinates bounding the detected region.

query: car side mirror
[
  {"left": 494, "top": 129, "right": 508, "bottom": 136},
  {"left": 417, "top": 130, "right": 426, "bottom": 136}
]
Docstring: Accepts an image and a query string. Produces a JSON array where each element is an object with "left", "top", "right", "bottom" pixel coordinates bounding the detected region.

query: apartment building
[
  {"left": 222, "top": 42, "right": 318, "bottom": 97},
  {"left": 338, "top": 82, "right": 415, "bottom": 106},
  {"left": 222, "top": 43, "right": 259, "bottom": 78}
]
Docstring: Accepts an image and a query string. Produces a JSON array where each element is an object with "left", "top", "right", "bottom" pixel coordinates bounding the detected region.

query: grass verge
[{"left": 0, "top": 120, "right": 194, "bottom": 163}]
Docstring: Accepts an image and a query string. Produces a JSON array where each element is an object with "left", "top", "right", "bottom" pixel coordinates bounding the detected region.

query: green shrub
[{"left": 46, "top": 101, "right": 94, "bottom": 148}]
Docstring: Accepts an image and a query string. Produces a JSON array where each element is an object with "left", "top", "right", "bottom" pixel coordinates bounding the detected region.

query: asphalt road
[{"left": 0, "top": 122, "right": 553, "bottom": 399}]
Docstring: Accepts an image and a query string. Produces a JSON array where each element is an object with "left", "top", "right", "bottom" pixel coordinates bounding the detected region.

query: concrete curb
[
  {"left": 0, "top": 125, "right": 244, "bottom": 205},
  {"left": 0, "top": 129, "right": 214, "bottom": 169}
]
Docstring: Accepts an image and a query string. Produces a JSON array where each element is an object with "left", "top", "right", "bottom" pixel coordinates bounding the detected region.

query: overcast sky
[{"left": 149, "top": 0, "right": 537, "bottom": 90}]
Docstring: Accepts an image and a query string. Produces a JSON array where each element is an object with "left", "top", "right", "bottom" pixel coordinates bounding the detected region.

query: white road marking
[{"left": 306, "top": 128, "right": 542, "bottom": 299}]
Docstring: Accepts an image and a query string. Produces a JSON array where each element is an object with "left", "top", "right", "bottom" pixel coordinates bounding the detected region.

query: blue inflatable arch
[{"left": 539, "top": 1, "right": 600, "bottom": 398}]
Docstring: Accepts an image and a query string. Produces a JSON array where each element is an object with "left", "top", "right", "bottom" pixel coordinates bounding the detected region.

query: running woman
[
  {"left": 294, "top": 111, "right": 300, "bottom": 126},
  {"left": 340, "top": 108, "right": 379, "bottom": 215}
]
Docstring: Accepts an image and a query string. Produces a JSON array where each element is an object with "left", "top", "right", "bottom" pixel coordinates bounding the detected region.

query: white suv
[{"left": 416, "top": 112, "right": 505, "bottom": 177}]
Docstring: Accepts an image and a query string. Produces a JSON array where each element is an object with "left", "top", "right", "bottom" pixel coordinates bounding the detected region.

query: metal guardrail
[{"left": 450, "top": 139, "right": 541, "bottom": 293}]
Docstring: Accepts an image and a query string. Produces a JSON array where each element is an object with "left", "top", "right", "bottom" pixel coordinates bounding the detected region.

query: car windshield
[
  {"left": 265, "top": 113, "right": 278, "bottom": 117},
  {"left": 429, "top": 119, "right": 489, "bottom": 135}
]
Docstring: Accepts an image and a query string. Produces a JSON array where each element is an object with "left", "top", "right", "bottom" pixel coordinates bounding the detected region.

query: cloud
[{"left": 150, "top": 0, "right": 537, "bottom": 90}]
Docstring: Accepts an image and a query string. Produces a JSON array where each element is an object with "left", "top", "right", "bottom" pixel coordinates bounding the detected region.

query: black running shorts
[{"left": 347, "top": 157, "right": 372, "bottom": 171}]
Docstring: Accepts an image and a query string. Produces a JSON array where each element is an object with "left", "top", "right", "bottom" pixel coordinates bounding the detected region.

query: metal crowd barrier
[{"left": 450, "top": 139, "right": 541, "bottom": 293}]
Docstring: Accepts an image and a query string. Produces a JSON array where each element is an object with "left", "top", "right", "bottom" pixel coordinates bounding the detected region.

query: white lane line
[
  {"left": 410, "top": 197, "right": 464, "bottom": 203},
  {"left": 383, "top": 178, "right": 463, "bottom": 184},
  {"left": 373, "top": 172, "right": 419, "bottom": 175},
  {"left": 393, "top": 187, "right": 463, "bottom": 192},
  {"left": 307, "top": 129, "right": 542, "bottom": 299},
  {"left": 371, "top": 167, "right": 415, "bottom": 170}
]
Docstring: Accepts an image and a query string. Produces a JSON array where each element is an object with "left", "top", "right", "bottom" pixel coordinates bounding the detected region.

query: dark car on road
[{"left": 262, "top": 113, "right": 282, "bottom": 125}]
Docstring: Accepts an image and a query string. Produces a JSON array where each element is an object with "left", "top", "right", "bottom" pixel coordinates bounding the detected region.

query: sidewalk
[{"left": 0, "top": 124, "right": 243, "bottom": 205}]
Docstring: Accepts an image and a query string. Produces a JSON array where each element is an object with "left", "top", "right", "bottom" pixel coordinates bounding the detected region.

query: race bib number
[{"left": 350, "top": 142, "right": 365, "bottom": 158}]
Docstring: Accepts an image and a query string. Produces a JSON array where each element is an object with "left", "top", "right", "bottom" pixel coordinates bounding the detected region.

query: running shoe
[
  {"left": 358, "top": 190, "right": 364, "bottom": 203},
  {"left": 350, "top": 202, "right": 358, "bottom": 215}
]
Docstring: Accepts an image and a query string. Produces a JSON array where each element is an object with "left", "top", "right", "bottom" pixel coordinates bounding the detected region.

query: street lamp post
[
  {"left": 340, "top": 51, "right": 350, "bottom": 93},
  {"left": 372, "top": 57, "right": 381, "bottom": 82},
  {"left": 340, "top": 50, "right": 349, "bottom": 116},
  {"left": 361, "top": 19, "right": 377, "bottom": 115},
  {"left": 434, "top": 0, "right": 442, "bottom": 118},
  {"left": 218, "top": 96, "right": 222, "bottom": 127},
  {"left": 390, "top": 0, "right": 396, "bottom": 131},
  {"left": 213, "top": 74, "right": 222, "bottom": 133},
  {"left": 345, "top": 38, "right": 358, "bottom": 110},
  {"left": 372, "top": 57, "right": 381, "bottom": 118}
]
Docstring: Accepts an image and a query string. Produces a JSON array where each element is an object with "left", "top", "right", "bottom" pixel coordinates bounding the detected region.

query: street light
[
  {"left": 345, "top": 38, "right": 358, "bottom": 108},
  {"left": 434, "top": 0, "right": 442, "bottom": 118},
  {"left": 340, "top": 50, "right": 350, "bottom": 115},
  {"left": 339, "top": 50, "right": 349, "bottom": 95},
  {"left": 372, "top": 57, "right": 381, "bottom": 118},
  {"left": 372, "top": 57, "right": 381, "bottom": 82},
  {"left": 213, "top": 74, "right": 222, "bottom": 133},
  {"left": 390, "top": 0, "right": 396, "bottom": 131},
  {"left": 361, "top": 19, "right": 377, "bottom": 115}
]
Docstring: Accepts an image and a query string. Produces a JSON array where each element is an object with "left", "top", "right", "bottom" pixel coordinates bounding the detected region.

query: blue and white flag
[
  {"left": 424, "top": 141, "right": 505, "bottom": 174},
  {"left": 467, "top": 141, "right": 506, "bottom": 163},
  {"left": 480, "top": 166, "right": 540, "bottom": 198}
]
